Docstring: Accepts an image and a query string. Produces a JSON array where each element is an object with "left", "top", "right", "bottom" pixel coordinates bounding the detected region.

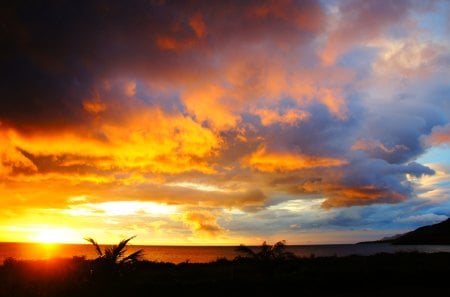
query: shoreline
[
  {"left": 2, "top": 242, "right": 450, "bottom": 264},
  {"left": 1, "top": 251, "right": 450, "bottom": 297}
]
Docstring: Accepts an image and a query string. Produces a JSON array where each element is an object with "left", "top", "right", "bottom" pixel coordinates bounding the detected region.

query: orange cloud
[
  {"left": 182, "top": 84, "right": 239, "bottom": 129},
  {"left": 124, "top": 81, "right": 137, "bottom": 97},
  {"left": 321, "top": 185, "right": 407, "bottom": 208},
  {"left": 299, "top": 178, "right": 408, "bottom": 208},
  {"left": 318, "top": 88, "right": 348, "bottom": 120},
  {"left": 99, "top": 108, "right": 220, "bottom": 173},
  {"left": 2, "top": 107, "right": 220, "bottom": 175},
  {"left": 155, "top": 35, "right": 180, "bottom": 50},
  {"left": 243, "top": 146, "right": 347, "bottom": 172},
  {"left": 189, "top": 13, "right": 206, "bottom": 38},
  {"left": 83, "top": 99, "right": 107, "bottom": 114},
  {"left": 254, "top": 108, "right": 310, "bottom": 126},
  {"left": 155, "top": 35, "right": 199, "bottom": 51},
  {"left": 220, "top": 52, "right": 352, "bottom": 121},
  {"left": 180, "top": 210, "right": 226, "bottom": 237},
  {"left": 0, "top": 129, "right": 37, "bottom": 177},
  {"left": 425, "top": 124, "right": 450, "bottom": 146}
]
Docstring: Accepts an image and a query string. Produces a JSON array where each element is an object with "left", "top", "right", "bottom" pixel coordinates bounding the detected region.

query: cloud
[
  {"left": 373, "top": 39, "right": 449, "bottom": 79},
  {"left": 425, "top": 124, "right": 450, "bottom": 146},
  {"left": 189, "top": 13, "right": 206, "bottom": 39},
  {"left": 253, "top": 108, "right": 310, "bottom": 127},
  {"left": 1, "top": 104, "right": 220, "bottom": 175},
  {"left": 180, "top": 210, "right": 226, "bottom": 237},
  {"left": 83, "top": 99, "right": 107, "bottom": 114},
  {"left": 243, "top": 145, "right": 348, "bottom": 172},
  {"left": 352, "top": 139, "right": 409, "bottom": 155},
  {"left": 1, "top": 0, "right": 449, "bottom": 244},
  {"left": 320, "top": 0, "right": 416, "bottom": 65},
  {"left": 321, "top": 185, "right": 407, "bottom": 208},
  {"left": 394, "top": 213, "right": 448, "bottom": 224}
]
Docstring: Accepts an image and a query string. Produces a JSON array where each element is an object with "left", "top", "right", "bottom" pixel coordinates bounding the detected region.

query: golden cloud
[
  {"left": 254, "top": 108, "right": 310, "bottom": 126},
  {"left": 182, "top": 84, "right": 239, "bottom": 130},
  {"left": 243, "top": 146, "right": 347, "bottom": 172},
  {"left": 179, "top": 210, "right": 226, "bottom": 237},
  {"left": 2, "top": 107, "right": 220, "bottom": 175},
  {"left": 321, "top": 185, "right": 407, "bottom": 208},
  {"left": 83, "top": 99, "right": 107, "bottom": 114}
]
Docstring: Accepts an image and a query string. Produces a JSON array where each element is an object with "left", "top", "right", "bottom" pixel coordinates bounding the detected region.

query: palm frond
[
  {"left": 103, "top": 247, "right": 115, "bottom": 261},
  {"left": 120, "top": 249, "right": 144, "bottom": 265},
  {"left": 236, "top": 240, "right": 295, "bottom": 261},
  {"left": 259, "top": 241, "right": 272, "bottom": 259},
  {"left": 272, "top": 240, "right": 287, "bottom": 253},
  {"left": 235, "top": 244, "right": 257, "bottom": 258},
  {"left": 273, "top": 240, "right": 296, "bottom": 259},
  {"left": 112, "top": 236, "right": 136, "bottom": 260},
  {"left": 84, "top": 237, "right": 103, "bottom": 256}
]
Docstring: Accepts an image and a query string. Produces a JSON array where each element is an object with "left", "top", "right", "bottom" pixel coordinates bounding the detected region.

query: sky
[{"left": 1, "top": 0, "right": 450, "bottom": 245}]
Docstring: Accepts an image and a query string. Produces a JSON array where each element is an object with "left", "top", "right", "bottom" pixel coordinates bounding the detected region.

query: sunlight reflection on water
[{"left": 1, "top": 242, "right": 450, "bottom": 264}]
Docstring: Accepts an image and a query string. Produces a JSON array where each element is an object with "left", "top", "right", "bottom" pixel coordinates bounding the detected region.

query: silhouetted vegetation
[
  {"left": 1, "top": 248, "right": 450, "bottom": 297},
  {"left": 234, "top": 240, "right": 297, "bottom": 278},
  {"left": 84, "top": 236, "right": 143, "bottom": 281},
  {"left": 235, "top": 240, "right": 296, "bottom": 261}
]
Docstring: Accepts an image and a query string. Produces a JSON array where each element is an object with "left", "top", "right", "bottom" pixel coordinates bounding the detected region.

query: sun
[{"left": 31, "top": 226, "right": 79, "bottom": 244}]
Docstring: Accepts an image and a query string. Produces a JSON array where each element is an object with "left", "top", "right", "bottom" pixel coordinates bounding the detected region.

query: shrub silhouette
[
  {"left": 235, "top": 240, "right": 296, "bottom": 261},
  {"left": 85, "top": 236, "right": 143, "bottom": 280}
]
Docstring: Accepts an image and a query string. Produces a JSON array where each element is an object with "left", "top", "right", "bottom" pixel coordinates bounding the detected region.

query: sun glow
[
  {"left": 170, "top": 182, "right": 227, "bottom": 192},
  {"left": 65, "top": 201, "right": 178, "bottom": 217},
  {"left": 31, "top": 226, "right": 80, "bottom": 244}
]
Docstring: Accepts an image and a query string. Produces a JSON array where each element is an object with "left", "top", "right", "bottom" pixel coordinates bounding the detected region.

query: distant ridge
[
  {"left": 359, "top": 217, "right": 450, "bottom": 245},
  {"left": 393, "top": 217, "right": 450, "bottom": 245}
]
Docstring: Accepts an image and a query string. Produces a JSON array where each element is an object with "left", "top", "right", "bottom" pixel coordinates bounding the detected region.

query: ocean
[{"left": 1, "top": 242, "right": 450, "bottom": 264}]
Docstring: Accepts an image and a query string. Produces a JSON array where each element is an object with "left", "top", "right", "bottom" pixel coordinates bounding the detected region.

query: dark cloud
[
  {"left": 0, "top": 0, "right": 324, "bottom": 131},
  {"left": 355, "top": 101, "right": 447, "bottom": 164}
]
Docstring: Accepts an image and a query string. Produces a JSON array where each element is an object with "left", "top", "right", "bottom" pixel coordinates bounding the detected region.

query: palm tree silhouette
[
  {"left": 85, "top": 236, "right": 143, "bottom": 279},
  {"left": 235, "top": 240, "right": 296, "bottom": 279},
  {"left": 235, "top": 240, "right": 296, "bottom": 261}
]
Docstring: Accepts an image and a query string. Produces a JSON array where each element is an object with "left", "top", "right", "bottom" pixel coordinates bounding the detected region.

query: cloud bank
[{"left": 1, "top": 0, "right": 449, "bottom": 244}]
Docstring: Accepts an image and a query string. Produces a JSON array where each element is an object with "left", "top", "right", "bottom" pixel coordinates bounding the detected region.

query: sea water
[{"left": 1, "top": 242, "right": 450, "bottom": 264}]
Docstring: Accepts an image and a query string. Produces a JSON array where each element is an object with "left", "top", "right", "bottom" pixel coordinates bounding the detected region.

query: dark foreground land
[{"left": 1, "top": 252, "right": 450, "bottom": 297}]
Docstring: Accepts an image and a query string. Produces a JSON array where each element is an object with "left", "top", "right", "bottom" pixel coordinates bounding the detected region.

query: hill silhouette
[
  {"left": 360, "top": 217, "right": 450, "bottom": 244},
  {"left": 392, "top": 217, "right": 450, "bottom": 244}
]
